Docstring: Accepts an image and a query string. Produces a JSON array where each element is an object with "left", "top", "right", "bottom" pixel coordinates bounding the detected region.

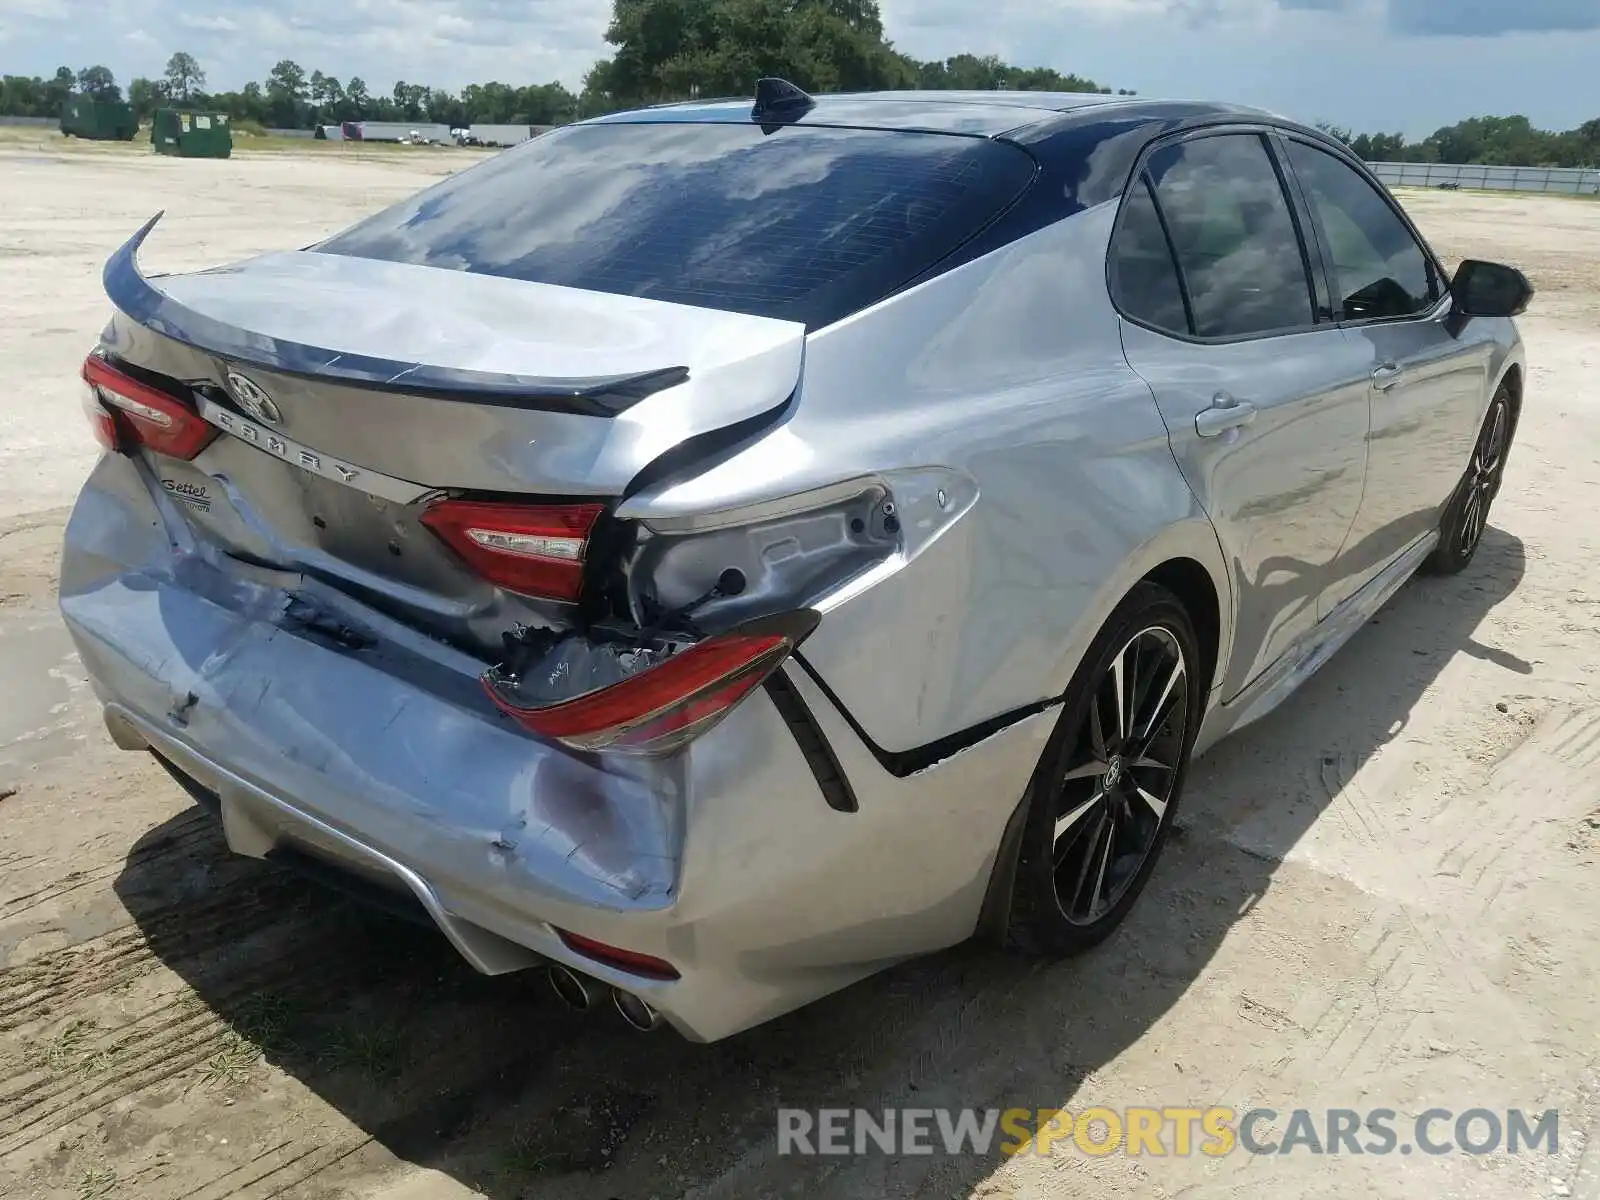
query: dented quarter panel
[
  {"left": 621, "top": 202, "right": 1232, "bottom": 754},
  {"left": 676, "top": 661, "right": 1057, "bottom": 974}
]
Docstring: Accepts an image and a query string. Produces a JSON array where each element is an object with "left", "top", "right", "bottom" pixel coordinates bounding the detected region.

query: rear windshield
[{"left": 315, "top": 122, "right": 1038, "bottom": 329}]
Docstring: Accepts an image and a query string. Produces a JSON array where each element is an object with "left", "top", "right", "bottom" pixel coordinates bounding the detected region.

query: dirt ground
[{"left": 2, "top": 136, "right": 1599, "bottom": 1200}]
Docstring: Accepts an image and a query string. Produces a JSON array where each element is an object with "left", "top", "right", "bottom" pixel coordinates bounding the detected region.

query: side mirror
[{"left": 1451, "top": 259, "right": 1534, "bottom": 319}]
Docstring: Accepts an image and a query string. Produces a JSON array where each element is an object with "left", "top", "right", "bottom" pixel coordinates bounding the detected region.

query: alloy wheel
[
  {"left": 1458, "top": 396, "right": 1509, "bottom": 557},
  {"left": 1051, "top": 625, "right": 1189, "bottom": 926}
]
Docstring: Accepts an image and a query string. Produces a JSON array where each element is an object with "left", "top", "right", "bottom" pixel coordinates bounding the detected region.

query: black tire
[
  {"left": 1007, "top": 581, "right": 1203, "bottom": 957},
  {"left": 1424, "top": 384, "right": 1514, "bottom": 575}
]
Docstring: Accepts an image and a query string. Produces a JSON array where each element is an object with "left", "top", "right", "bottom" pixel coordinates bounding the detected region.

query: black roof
[{"left": 586, "top": 90, "right": 1285, "bottom": 140}]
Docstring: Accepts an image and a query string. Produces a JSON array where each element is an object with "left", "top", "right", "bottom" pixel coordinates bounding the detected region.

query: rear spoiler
[{"left": 102, "top": 212, "right": 690, "bottom": 416}]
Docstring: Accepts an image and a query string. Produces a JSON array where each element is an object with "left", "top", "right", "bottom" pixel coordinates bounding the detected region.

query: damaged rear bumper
[{"left": 59, "top": 454, "right": 1056, "bottom": 1041}]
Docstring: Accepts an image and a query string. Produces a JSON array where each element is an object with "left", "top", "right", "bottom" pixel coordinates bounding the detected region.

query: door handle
[
  {"left": 1195, "top": 395, "right": 1258, "bottom": 438},
  {"left": 1372, "top": 362, "right": 1404, "bottom": 391}
]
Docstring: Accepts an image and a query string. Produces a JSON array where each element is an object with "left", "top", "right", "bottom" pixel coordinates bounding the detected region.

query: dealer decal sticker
[{"left": 162, "top": 479, "right": 213, "bottom": 513}]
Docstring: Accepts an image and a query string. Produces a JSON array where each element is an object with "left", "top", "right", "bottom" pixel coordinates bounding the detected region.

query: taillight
[
  {"left": 484, "top": 614, "right": 818, "bottom": 757},
  {"left": 81, "top": 355, "right": 217, "bottom": 461},
  {"left": 555, "top": 929, "right": 680, "bottom": 980},
  {"left": 80, "top": 380, "right": 121, "bottom": 452},
  {"left": 420, "top": 499, "right": 605, "bottom": 603}
]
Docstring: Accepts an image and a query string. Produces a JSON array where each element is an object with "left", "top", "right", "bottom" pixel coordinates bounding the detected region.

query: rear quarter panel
[{"left": 623, "top": 202, "right": 1233, "bottom": 754}]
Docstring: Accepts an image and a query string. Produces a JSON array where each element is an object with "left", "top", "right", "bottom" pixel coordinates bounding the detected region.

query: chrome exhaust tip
[
  {"left": 547, "top": 963, "right": 595, "bottom": 1011},
  {"left": 612, "top": 987, "right": 662, "bottom": 1032}
]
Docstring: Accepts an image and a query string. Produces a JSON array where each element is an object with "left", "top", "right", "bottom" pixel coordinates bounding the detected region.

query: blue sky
[{"left": 1, "top": 0, "right": 1596, "bottom": 137}]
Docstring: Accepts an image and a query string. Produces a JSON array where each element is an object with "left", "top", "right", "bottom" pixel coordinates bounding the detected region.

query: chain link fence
[{"left": 1369, "top": 161, "right": 1600, "bottom": 196}]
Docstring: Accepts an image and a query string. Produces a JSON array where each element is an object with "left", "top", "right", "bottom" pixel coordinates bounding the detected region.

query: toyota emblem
[{"left": 225, "top": 371, "right": 283, "bottom": 425}]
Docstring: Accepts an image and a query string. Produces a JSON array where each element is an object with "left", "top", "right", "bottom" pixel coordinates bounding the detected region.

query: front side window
[
  {"left": 1285, "top": 140, "right": 1440, "bottom": 321},
  {"left": 1146, "top": 134, "right": 1315, "bottom": 339}
]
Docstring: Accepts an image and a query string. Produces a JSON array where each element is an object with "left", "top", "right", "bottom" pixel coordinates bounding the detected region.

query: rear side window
[
  {"left": 1146, "top": 134, "right": 1316, "bottom": 339},
  {"left": 1109, "top": 177, "right": 1188, "bottom": 334},
  {"left": 316, "top": 123, "right": 1038, "bottom": 330}
]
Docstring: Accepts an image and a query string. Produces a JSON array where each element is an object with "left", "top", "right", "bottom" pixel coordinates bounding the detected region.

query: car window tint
[
  {"left": 1284, "top": 140, "right": 1439, "bottom": 321},
  {"left": 1146, "top": 134, "right": 1314, "bottom": 338},
  {"left": 1110, "top": 176, "right": 1189, "bottom": 334},
  {"left": 315, "top": 123, "right": 1038, "bottom": 331}
]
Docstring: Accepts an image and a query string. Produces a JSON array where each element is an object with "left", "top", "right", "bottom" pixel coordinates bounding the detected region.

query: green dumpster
[
  {"left": 151, "top": 108, "right": 232, "bottom": 159},
  {"left": 59, "top": 97, "right": 138, "bottom": 141}
]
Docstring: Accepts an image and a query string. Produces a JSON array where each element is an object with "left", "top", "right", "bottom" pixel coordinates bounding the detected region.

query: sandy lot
[
  {"left": 0, "top": 130, "right": 460, "bottom": 526},
  {"left": 2, "top": 136, "right": 1599, "bottom": 1200}
]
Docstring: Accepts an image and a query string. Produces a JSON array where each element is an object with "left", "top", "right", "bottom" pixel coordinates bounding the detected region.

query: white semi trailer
[
  {"left": 464, "top": 124, "right": 535, "bottom": 147},
  {"left": 350, "top": 121, "right": 452, "bottom": 143}
]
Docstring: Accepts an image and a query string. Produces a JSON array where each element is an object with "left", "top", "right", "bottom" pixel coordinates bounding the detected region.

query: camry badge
[{"left": 194, "top": 397, "right": 430, "bottom": 506}]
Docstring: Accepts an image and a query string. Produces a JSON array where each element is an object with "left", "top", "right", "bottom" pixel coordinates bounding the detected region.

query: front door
[
  {"left": 1278, "top": 136, "right": 1497, "bottom": 611},
  {"left": 1111, "top": 131, "right": 1371, "bottom": 700}
]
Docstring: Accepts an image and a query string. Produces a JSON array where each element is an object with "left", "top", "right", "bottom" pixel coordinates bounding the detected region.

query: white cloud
[
  {"left": 178, "top": 14, "right": 240, "bottom": 33},
  {"left": 1, "top": 0, "right": 611, "bottom": 91},
  {"left": 7, "top": 0, "right": 68, "bottom": 19},
  {"left": 885, "top": 0, "right": 1600, "bottom": 38},
  {"left": 0, "top": 0, "right": 1595, "bottom": 136}
]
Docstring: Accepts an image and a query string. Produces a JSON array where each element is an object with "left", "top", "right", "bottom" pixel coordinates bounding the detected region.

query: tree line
[
  {"left": 0, "top": 0, "right": 1125, "bottom": 131},
  {"left": 1321, "top": 115, "right": 1600, "bottom": 169},
  {"left": 0, "top": 59, "right": 585, "bottom": 129}
]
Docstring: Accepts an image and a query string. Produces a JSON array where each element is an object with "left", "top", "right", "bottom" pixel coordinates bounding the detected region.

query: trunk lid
[
  {"left": 106, "top": 218, "right": 806, "bottom": 496},
  {"left": 96, "top": 218, "right": 805, "bottom": 653}
]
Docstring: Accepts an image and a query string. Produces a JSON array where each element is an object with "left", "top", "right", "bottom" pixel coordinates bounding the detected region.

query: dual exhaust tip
[{"left": 546, "top": 962, "right": 661, "bottom": 1032}]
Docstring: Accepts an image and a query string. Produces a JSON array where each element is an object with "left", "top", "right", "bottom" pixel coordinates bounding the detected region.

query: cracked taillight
[{"left": 483, "top": 613, "right": 820, "bottom": 757}]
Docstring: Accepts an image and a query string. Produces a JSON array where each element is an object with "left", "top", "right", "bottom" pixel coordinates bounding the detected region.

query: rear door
[
  {"left": 1278, "top": 135, "right": 1495, "bottom": 612},
  {"left": 1113, "top": 130, "right": 1372, "bottom": 700}
]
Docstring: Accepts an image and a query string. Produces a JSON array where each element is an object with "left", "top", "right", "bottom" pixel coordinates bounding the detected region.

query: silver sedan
[{"left": 60, "top": 82, "right": 1530, "bottom": 1040}]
